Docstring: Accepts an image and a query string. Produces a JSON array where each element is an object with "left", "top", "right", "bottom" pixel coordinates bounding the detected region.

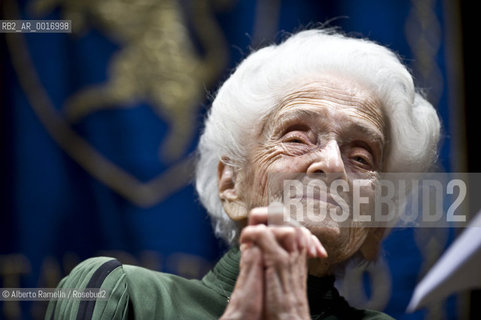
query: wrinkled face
[{"left": 238, "top": 75, "right": 385, "bottom": 271}]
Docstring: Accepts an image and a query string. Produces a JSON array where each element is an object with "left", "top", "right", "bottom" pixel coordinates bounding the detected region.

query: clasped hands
[{"left": 221, "top": 207, "right": 328, "bottom": 320}]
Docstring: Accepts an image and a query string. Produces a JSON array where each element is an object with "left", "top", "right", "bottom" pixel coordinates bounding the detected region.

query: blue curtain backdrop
[{"left": 0, "top": 0, "right": 466, "bottom": 319}]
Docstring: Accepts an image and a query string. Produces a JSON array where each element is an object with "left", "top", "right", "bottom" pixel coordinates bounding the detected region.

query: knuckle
[
  {"left": 300, "top": 226, "right": 312, "bottom": 236},
  {"left": 242, "top": 224, "right": 266, "bottom": 235}
]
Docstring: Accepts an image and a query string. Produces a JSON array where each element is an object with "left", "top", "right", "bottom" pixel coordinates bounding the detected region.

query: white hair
[{"left": 195, "top": 29, "right": 441, "bottom": 245}]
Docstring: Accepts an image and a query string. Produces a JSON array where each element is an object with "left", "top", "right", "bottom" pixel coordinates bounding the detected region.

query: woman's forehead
[
  {"left": 277, "top": 76, "right": 381, "bottom": 112},
  {"left": 262, "top": 76, "right": 385, "bottom": 135}
]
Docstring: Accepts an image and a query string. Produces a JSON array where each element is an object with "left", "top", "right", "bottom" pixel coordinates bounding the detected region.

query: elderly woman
[{"left": 46, "top": 29, "right": 440, "bottom": 320}]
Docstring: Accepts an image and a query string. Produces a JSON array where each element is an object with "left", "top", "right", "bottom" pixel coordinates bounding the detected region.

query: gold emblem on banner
[{"left": 5, "top": 0, "right": 230, "bottom": 206}]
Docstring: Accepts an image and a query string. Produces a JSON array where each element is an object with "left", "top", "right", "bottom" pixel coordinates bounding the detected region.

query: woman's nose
[{"left": 306, "top": 140, "right": 346, "bottom": 175}]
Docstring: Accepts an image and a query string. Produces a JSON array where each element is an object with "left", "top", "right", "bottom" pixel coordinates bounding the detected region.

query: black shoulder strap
[{"left": 76, "top": 259, "right": 122, "bottom": 320}]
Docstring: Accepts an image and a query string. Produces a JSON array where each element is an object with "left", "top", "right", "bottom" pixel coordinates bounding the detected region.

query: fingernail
[
  {"left": 310, "top": 245, "right": 316, "bottom": 257},
  {"left": 319, "top": 245, "right": 328, "bottom": 258},
  {"left": 298, "top": 234, "right": 307, "bottom": 252},
  {"left": 240, "top": 243, "right": 247, "bottom": 252}
]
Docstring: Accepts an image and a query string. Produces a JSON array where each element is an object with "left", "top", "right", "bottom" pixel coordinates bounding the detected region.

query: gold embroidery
[
  {"left": 5, "top": 0, "right": 230, "bottom": 206},
  {"left": 31, "top": 0, "right": 229, "bottom": 162}
]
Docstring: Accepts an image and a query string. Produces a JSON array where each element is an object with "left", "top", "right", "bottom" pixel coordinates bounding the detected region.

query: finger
[
  {"left": 237, "top": 245, "right": 264, "bottom": 296},
  {"left": 240, "top": 225, "right": 287, "bottom": 260},
  {"left": 248, "top": 207, "right": 268, "bottom": 226},
  {"left": 266, "top": 203, "right": 303, "bottom": 228},
  {"left": 269, "top": 226, "right": 298, "bottom": 253},
  {"left": 298, "top": 226, "right": 316, "bottom": 258},
  {"left": 239, "top": 245, "right": 263, "bottom": 277},
  {"left": 263, "top": 247, "right": 310, "bottom": 319},
  {"left": 299, "top": 227, "right": 328, "bottom": 258},
  {"left": 244, "top": 215, "right": 327, "bottom": 258},
  {"left": 311, "top": 234, "right": 328, "bottom": 258},
  {"left": 249, "top": 205, "right": 302, "bottom": 227},
  {"left": 303, "top": 229, "right": 328, "bottom": 258},
  {"left": 224, "top": 245, "right": 264, "bottom": 320},
  {"left": 243, "top": 218, "right": 326, "bottom": 258}
]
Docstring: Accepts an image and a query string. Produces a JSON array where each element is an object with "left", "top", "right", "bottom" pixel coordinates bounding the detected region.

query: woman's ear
[
  {"left": 218, "top": 160, "right": 248, "bottom": 221},
  {"left": 359, "top": 228, "right": 385, "bottom": 261}
]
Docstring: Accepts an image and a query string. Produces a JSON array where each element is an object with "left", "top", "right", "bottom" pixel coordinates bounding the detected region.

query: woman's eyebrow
[
  {"left": 348, "top": 122, "right": 384, "bottom": 144},
  {"left": 272, "top": 109, "right": 324, "bottom": 131},
  {"left": 259, "top": 109, "right": 316, "bottom": 137}
]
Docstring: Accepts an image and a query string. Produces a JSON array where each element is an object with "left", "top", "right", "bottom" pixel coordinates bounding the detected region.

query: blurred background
[{"left": 0, "top": 0, "right": 477, "bottom": 319}]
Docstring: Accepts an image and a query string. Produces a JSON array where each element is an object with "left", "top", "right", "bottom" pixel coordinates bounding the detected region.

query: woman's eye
[
  {"left": 285, "top": 136, "right": 305, "bottom": 144},
  {"left": 354, "top": 156, "right": 367, "bottom": 164},
  {"left": 351, "top": 154, "right": 373, "bottom": 169},
  {"left": 279, "top": 124, "right": 311, "bottom": 144},
  {"left": 348, "top": 144, "right": 376, "bottom": 170},
  {"left": 283, "top": 132, "right": 312, "bottom": 145}
]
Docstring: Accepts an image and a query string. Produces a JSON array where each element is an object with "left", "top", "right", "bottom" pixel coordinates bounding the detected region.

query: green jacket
[{"left": 45, "top": 247, "right": 394, "bottom": 319}]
